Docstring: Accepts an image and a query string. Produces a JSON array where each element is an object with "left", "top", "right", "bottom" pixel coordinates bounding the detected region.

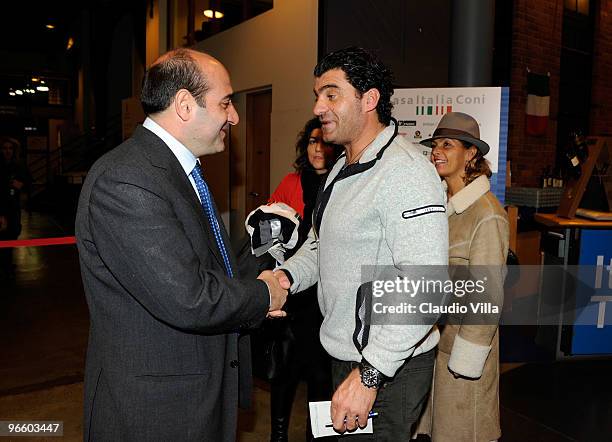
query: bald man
[{"left": 76, "top": 49, "right": 288, "bottom": 441}]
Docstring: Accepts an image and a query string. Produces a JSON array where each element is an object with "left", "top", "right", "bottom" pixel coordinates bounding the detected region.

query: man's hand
[
  {"left": 331, "top": 368, "right": 377, "bottom": 432},
  {"left": 10, "top": 179, "right": 23, "bottom": 190},
  {"left": 258, "top": 270, "right": 288, "bottom": 314},
  {"left": 273, "top": 269, "right": 291, "bottom": 290}
]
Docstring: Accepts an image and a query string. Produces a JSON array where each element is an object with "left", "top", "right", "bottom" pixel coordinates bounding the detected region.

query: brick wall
[
  {"left": 590, "top": 0, "right": 612, "bottom": 136},
  {"left": 509, "top": 0, "right": 612, "bottom": 187},
  {"left": 508, "top": 0, "right": 563, "bottom": 187}
]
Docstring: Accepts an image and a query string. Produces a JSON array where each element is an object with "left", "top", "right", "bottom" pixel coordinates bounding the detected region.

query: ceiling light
[
  {"left": 36, "top": 86, "right": 49, "bottom": 92},
  {"left": 40, "top": 80, "right": 46, "bottom": 84},
  {"left": 9, "top": 92, "right": 15, "bottom": 96},
  {"left": 203, "top": 9, "right": 224, "bottom": 19},
  {"left": 31, "top": 77, "right": 39, "bottom": 82},
  {"left": 67, "top": 37, "right": 74, "bottom": 50},
  {"left": 15, "top": 90, "right": 23, "bottom": 95},
  {"left": 46, "top": 24, "right": 55, "bottom": 29}
]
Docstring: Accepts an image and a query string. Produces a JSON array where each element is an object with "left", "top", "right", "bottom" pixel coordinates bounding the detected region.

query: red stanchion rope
[{"left": 0, "top": 236, "right": 76, "bottom": 248}]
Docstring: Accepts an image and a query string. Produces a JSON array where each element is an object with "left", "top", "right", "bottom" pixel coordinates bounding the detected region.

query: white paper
[{"left": 309, "top": 401, "right": 374, "bottom": 438}]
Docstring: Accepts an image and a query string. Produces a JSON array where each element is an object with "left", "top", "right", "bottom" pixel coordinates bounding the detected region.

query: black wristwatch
[{"left": 358, "top": 359, "right": 386, "bottom": 389}]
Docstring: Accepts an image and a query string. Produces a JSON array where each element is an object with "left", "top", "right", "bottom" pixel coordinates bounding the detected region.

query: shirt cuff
[
  {"left": 261, "top": 279, "right": 272, "bottom": 308},
  {"left": 284, "top": 270, "right": 294, "bottom": 287}
]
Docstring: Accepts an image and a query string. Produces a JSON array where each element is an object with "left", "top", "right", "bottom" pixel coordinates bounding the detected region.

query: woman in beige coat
[{"left": 417, "top": 112, "right": 509, "bottom": 442}]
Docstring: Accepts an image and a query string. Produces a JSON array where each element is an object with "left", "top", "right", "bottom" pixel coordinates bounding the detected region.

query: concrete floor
[
  {"left": 1, "top": 211, "right": 610, "bottom": 441},
  {"left": 0, "top": 381, "right": 308, "bottom": 442}
]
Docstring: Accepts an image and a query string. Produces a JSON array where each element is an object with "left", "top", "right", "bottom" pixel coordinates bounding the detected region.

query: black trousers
[
  {"left": 331, "top": 349, "right": 435, "bottom": 441},
  {"left": 269, "top": 289, "right": 335, "bottom": 442}
]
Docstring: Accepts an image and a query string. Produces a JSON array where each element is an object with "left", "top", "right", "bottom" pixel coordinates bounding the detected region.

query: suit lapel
[{"left": 133, "top": 126, "right": 227, "bottom": 270}]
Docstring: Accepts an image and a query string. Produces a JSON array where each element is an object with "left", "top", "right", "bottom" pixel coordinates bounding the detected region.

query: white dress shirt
[{"left": 143, "top": 117, "right": 202, "bottom": 203}]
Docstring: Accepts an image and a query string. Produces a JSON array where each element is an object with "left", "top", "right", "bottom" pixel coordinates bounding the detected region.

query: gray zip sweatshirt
[{"left": 280, "top": 123, "right": 448, "bottom": 377}]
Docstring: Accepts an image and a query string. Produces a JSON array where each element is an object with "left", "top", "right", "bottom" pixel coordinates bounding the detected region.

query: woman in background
[
  {"left": 418, "top": 112, "right": 508, "bottom": 442},
  {"left": 0, "top": 136, "right": 31, "bottom": 281},
  {"left": 268, "top": 117, "right": 342, "bottom": 442}
]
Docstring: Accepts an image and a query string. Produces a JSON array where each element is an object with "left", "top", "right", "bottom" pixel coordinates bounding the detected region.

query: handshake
[{"left": 257, "top": 270, "right": 291, "bottom": 318}]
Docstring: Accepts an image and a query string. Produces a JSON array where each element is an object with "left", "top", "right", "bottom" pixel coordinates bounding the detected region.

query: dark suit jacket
[{"left": 75, "top": 126, "right": 269, "bottom": 441}]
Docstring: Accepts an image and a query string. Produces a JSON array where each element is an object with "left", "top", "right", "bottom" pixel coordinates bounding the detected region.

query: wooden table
[{"left": 534, "top": 213, "right": 612, "bottom": 229}]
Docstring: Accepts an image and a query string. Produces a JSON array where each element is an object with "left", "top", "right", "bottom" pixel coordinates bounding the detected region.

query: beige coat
[{"left": 417, "top": 175, "right": 509, "bottom": 442}]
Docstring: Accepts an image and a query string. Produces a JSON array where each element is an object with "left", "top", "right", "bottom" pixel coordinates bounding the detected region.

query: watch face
[{"left": 362, "top": 367, "right": 379, "bottom": 388}]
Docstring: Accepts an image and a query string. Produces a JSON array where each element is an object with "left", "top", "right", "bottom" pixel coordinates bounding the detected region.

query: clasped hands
[{"left": 257, "top": 269, "right": 291, "bottom": 318}]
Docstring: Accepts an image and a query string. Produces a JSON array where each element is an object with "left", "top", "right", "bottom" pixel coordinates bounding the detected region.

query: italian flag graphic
[{"left": 417, "top": 105, "right": 452, "bottom": 116}]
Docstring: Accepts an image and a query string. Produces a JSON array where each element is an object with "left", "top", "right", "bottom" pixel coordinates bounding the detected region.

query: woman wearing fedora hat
[{"left": 416, "top": 112, "right": 508, "bottom": 442}]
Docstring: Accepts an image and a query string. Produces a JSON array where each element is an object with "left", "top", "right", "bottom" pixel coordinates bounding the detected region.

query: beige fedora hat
[{"left": 420, "top": 112, "right": 490, "bottom": 155}]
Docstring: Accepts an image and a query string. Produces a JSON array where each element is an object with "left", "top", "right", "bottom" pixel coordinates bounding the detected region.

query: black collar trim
[{"left": 313, "top": 118, "right": 399, "bottom": 235}]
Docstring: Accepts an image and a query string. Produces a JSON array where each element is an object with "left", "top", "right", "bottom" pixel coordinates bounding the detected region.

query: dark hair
[
  {"left": 140, "top": 49, "right": 209, "bottom": 115},
  {"left": 294, "top": 118, "right": 343, "bottom": 172},
  {"left": 463, "top": 142, "right": 492, "bottom": 185},
  {"left": 314, "top": 47, "right": 394, "bottom": 125},
  {"left": 0, "top": 136, "right": 20, "bottom": 161}
]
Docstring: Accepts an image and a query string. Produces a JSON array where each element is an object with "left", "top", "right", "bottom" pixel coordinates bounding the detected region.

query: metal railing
[{"left": 28, "top": 115, "right": 122, "bottom": 199}]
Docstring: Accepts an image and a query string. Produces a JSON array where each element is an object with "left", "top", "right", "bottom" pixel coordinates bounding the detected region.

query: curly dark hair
[
  {"left": 460, "top": 140, "right": 492, "bottom": 185},
  {"left": 314, "top": 47, "right": 394, "bottom": 125},
  {"left": 294, "top": 118, "right": 343, "bottom": 172},
  {"left": 141, "top": 49, "right": 209, "bottom": 115}
]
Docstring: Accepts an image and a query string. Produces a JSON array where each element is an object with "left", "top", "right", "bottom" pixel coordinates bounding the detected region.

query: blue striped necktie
[{"left": 191, "top": 162, "right": 234, "bottom": 277}]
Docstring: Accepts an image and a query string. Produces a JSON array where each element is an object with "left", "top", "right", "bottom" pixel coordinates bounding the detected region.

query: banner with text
[{"left": 392, "top": 87, "right": 509, "bottom": 203}]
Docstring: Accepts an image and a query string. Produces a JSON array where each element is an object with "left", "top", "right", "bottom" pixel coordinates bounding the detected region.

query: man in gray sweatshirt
[{"left": 275, "top": 47, "right": 448, "bottom": 439}]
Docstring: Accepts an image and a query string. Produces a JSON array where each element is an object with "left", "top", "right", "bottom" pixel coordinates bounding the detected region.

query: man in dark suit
[{"left": 76, "top": 48, "right": 288, "bottom": 441}]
